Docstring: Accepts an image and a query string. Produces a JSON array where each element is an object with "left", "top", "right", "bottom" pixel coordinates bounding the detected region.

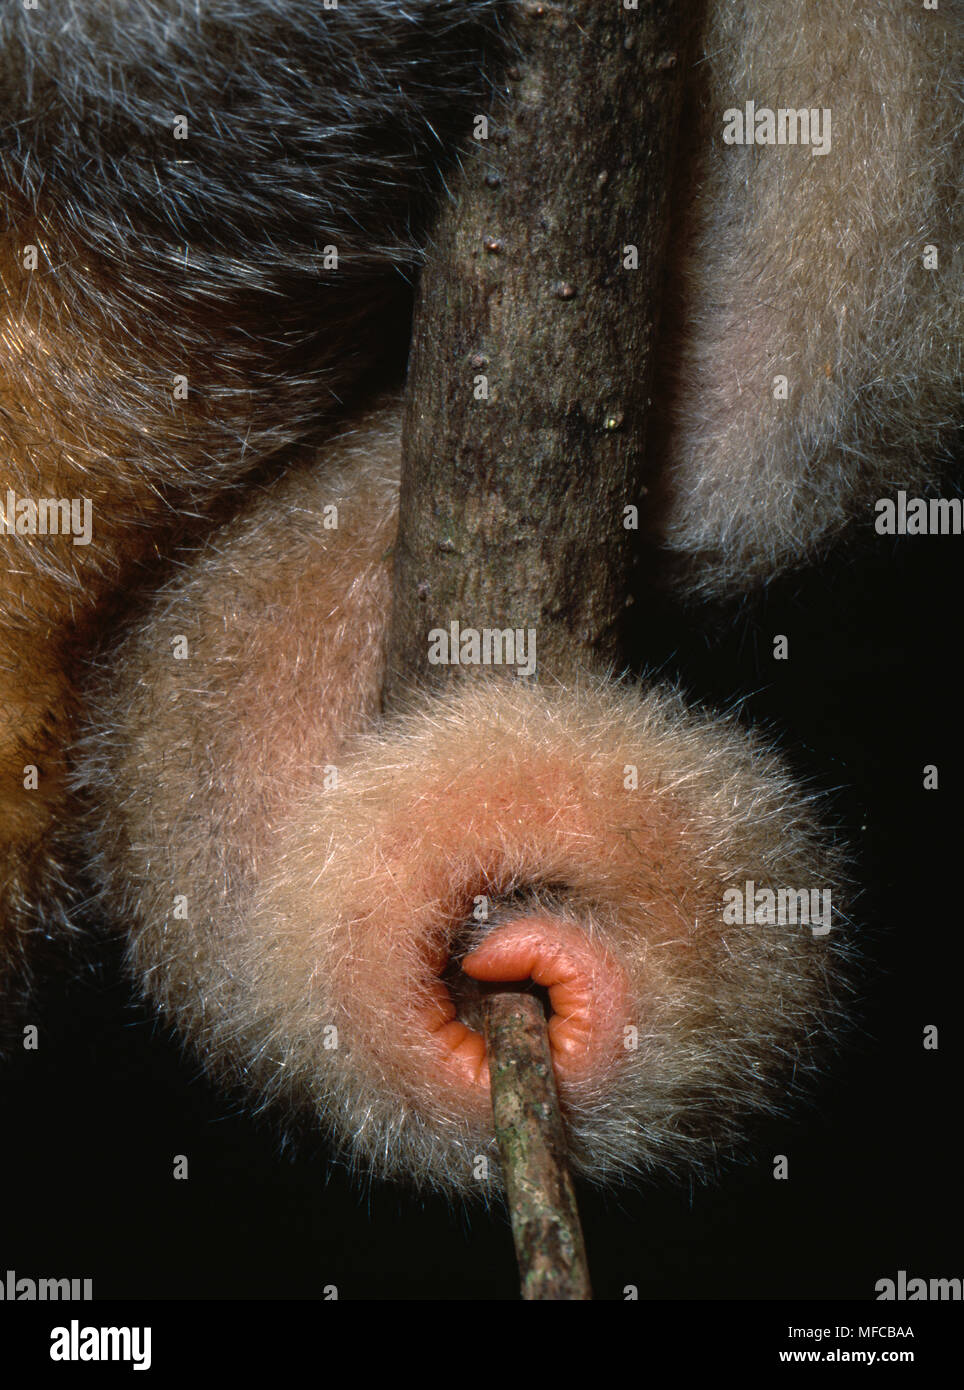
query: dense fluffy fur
[
  {"left": 78, "top": 404, "right": 401, "bottom": 933},
  {"left": 0, "top": 1, "right": 958, "bottom": 1192},
  {"left": 650, "top": 0, "right": 962, "bottom": 593},
  {"left": 77, "top": 401, "right": 847, "bottom": 1193},
  {"left": 0, "top": 0, "right": 500, "bottom": 952}
]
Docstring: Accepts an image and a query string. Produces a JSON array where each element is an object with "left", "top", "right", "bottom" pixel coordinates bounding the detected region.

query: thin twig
[{"left": 483, "top": 988, "right": 592, "bottom": 1300}]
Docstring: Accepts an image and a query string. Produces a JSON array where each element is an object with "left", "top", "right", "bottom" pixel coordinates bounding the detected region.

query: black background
[{"left": 2, "top": 509, "right": 959, "bottom": 1303}]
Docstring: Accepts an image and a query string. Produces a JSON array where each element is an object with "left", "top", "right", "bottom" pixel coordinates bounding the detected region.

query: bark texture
[
  {"left": 484, "top": 990, "right": 592, "bottom": 1301},
  {"left": 383, "top": 0, "right": 688, "bottom": 1298},
  {"left": 384, "top": 0, "right": 687, "bottom": 703}
]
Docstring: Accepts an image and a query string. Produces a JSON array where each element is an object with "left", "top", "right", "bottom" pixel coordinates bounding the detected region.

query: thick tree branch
[
  {"left": 383, "top": 0, "right": 687, "bottom": 1299},
  {"left": 385, "top": 0, "right": 686, "bottom": 703}
]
